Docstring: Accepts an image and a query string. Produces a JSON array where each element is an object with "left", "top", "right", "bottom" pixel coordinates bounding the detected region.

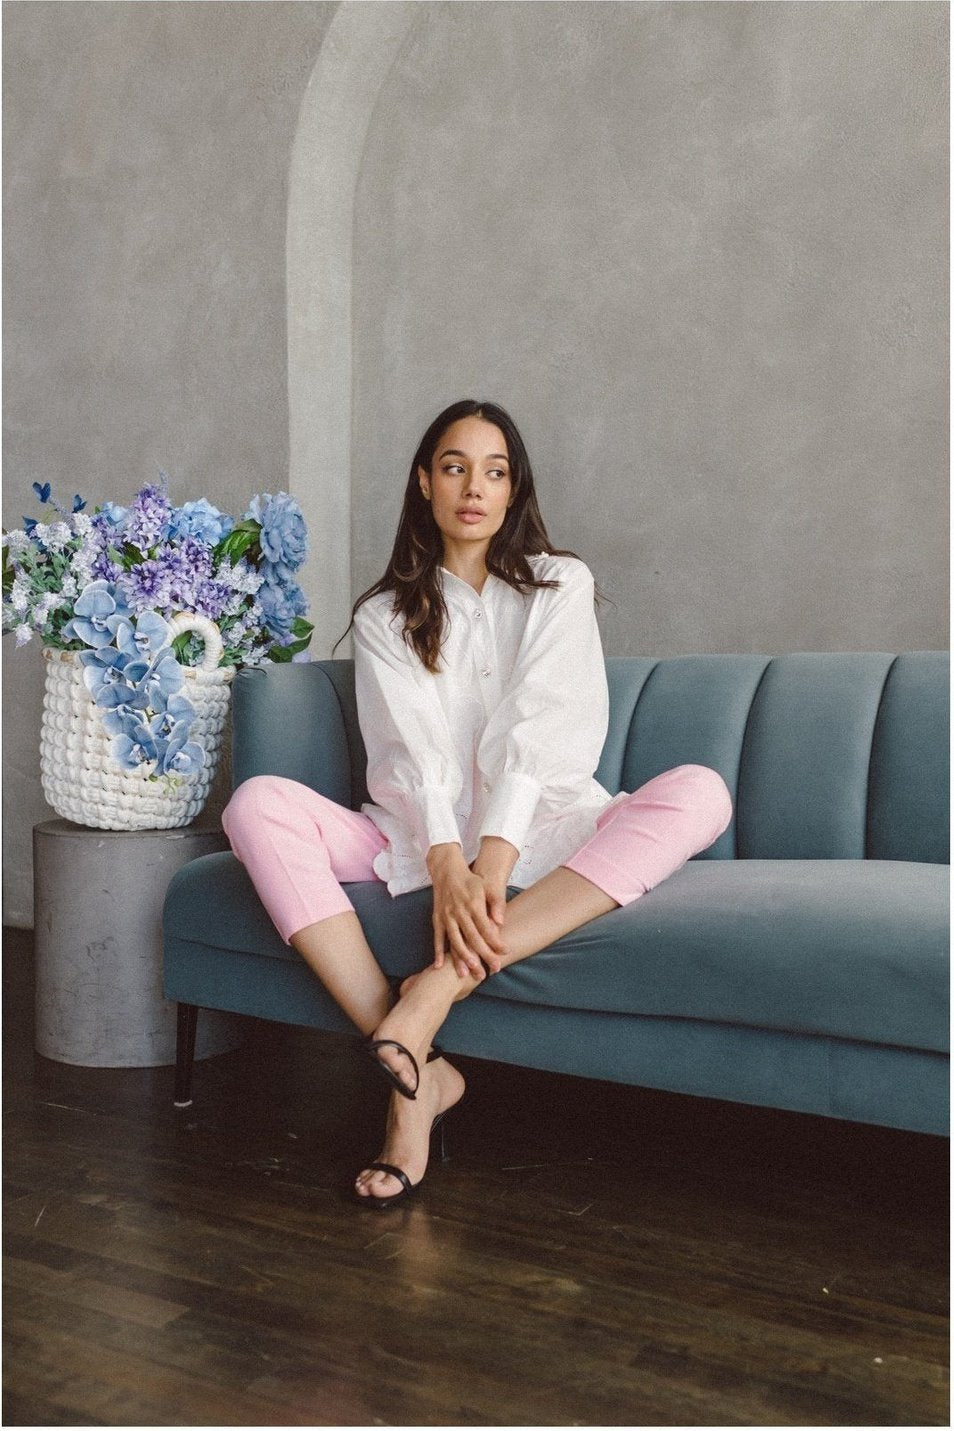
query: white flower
[
  {"left": 70, "top": 549, "right": 96, "bottom": 585},
  {"left": 34, "top": 592, "right": 61, "bottom": 623},
  {"left": 72, "top": 513, "right": 93, "bottom": 537},
  {"left": 221, "top": 559, "right": 263, "bottom": 595},
  {"left": 61, "top": 573, "right": 78, "bottom": 600},
  {"left": 14, "top": 624, "right": 32, "bottom": 647},
  {"left": 44, "top": 522, "right": 72, "bottom": 553},
  {"left": 10, "top": 577, "right": 31, "bottom": 616},
  {"left": 2, "top": 531, "right": 31, "bottom": 558},
  {"left": 31, "top": 523, "right": 51, "bottom": 548}
]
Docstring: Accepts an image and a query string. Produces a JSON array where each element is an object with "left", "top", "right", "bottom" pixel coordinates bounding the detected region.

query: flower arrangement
[{"left": 2, "top": 476, "right": 313, "bottom": 783}]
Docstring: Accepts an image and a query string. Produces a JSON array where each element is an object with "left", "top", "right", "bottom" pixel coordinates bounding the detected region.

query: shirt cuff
[
  {"left": 478, "top": 771, "right": 542, "bottom": 852},
  {"left": 417, "top": 785, "right": 462, "bottom": 853}
]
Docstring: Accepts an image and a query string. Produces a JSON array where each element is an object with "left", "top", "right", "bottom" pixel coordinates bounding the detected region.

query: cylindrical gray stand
[{"left": 33, "top": 819, "right": 243, "bottom": 1068}]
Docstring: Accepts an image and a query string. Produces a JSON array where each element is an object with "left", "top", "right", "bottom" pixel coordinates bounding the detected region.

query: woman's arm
[
  {"left": 476, "top": 557, "right": 609, "bottom": 850},
  {"left": 353, "top": 598, "right": 464, "bottom": 857},
  {"left": 353, "top": 599, "right": 507, "bottom": 979}
]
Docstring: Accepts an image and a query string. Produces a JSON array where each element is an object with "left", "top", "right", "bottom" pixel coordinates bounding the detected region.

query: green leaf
[
  {"left": 290, "top": 617, "right": 314, "bottom": 640},
  {"left": 120, "top": 543, "right": 146, "bottom": 570},
  {"left": 215, "top": 527, "right": 259, "bottom": 564},
  {"left": 267, "top": 632, "right": 311, "bottom": 662}
]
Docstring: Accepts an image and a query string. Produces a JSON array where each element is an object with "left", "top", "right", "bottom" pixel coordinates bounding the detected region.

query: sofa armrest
[{"left": 231, "top": 662, "right": 361, "bottom": 806}]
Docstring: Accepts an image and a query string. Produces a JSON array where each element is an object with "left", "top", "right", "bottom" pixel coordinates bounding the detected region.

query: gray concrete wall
[
  {"left": 351, "top": 1, "right": 948, "bottom": 659},
  {"left": 3, "top": 0, "right": 336, "bottom": 925},
  {"left": 4, "top": 0, "right": 948, "bottom": 925}
]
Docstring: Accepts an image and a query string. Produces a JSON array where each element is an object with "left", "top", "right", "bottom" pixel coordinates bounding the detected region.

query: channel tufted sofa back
[{"left": 230, "top": 652, "right": 949, "bottom": 867}]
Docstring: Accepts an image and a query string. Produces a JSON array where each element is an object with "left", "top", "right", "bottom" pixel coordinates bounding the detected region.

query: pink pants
[{"left": 222, "top": 766, "right": 733, "bottom": 946}]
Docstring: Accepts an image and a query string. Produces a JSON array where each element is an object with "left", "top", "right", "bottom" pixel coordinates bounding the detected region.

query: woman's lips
[{"left": 456, "top": 510, "right": 485, "bottom": 523}]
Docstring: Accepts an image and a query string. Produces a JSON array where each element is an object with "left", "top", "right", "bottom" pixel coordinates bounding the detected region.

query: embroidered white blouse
[{"left": 352, "top": 552, "right": 620, "bottom": 896}]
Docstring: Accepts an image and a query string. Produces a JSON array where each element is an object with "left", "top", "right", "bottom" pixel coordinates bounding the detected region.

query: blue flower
[
  {"left": 148, "top": 693, "right": 195, "bottom": 741},
  {"left": 169, "top": 499, "right": 234, "bottom": 546},
  {"left": 32, "top": 482, "right": 51, "bottom": 504},
  {"left": 72, "top": 494, "right": 87, "bottom": 513},
  {"left": 257, "top": 572, "right": 307, "bottom": 640},
  {"left": 61, "top": 580, "right": 130, "bottom": 649},
  {"left": 158, "top": 726, "right": 206, "bottom": 776},
  {"left": 111, "top": 732, "right": 160, "bottom": 770},
  {"left": 246, "top": 492, "right": 308, "bottom": 571},
  {"left": 139, "top": 649, "right": 185, "bottom": 707},
  {"left": 84, "top": 667, "right": 136, "bottom": 709},
  {"left": 99, "top": 704, "right": 141, "bottom": 737},
  {"left": 94, "top": 502, "right": 128, "bottom": 528},
  {"left": 115, "top": 610, "right": 172, "bottom": 663}
]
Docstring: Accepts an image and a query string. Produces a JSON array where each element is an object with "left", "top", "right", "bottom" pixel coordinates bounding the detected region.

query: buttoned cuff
[
  {"left": 417, "top": 785, "right": 462, "bottom": 853},
  {"left": 478, "top": 771, "right": 542, "bottom": 852}
]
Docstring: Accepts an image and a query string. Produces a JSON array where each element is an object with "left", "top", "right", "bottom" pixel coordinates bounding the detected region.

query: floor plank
[{"left": 3, "top": 925, "right": 948, "bottom": 1426}]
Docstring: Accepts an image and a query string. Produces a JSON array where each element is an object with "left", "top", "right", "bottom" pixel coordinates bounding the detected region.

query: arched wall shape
[{"left": 286, "top": 1, "right": 419, "bottom": 657}]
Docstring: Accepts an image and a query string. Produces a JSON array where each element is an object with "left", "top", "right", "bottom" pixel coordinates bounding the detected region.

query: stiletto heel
[
  {"left": 351, "top": 1109, "right": 453, "bottom": 1210},
  {"left": 433, "top": 1111, "right": 450, "bottom": 1165}
]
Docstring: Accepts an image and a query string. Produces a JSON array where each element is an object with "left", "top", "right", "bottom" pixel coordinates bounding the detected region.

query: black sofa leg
[{"left": 174, "top": 1003, "right": 199, "bottom": 1108}]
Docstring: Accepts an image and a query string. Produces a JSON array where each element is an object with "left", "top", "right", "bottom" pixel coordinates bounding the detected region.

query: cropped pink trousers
[{"left": 222, "top": 765, "right": 734, "bottom": 946}]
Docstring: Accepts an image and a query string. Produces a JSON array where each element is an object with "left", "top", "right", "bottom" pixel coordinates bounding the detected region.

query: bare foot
[{"left": 354, "top": 1054, "right": 465, "bottom": 1200}]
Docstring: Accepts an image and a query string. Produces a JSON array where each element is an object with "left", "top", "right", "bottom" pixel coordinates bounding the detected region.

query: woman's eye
[{"left": 488, "top": 469, "right": 507, "bottom": 480}]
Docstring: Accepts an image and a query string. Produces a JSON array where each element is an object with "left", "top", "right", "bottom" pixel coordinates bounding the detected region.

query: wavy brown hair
[{"left": 336, "top": 399, "right": 585, "bottom": 673}]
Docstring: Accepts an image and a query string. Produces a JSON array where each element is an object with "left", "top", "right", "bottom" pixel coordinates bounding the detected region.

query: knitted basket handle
[{"left": 167, "top": 613, "right": 224, "bottom": 672}]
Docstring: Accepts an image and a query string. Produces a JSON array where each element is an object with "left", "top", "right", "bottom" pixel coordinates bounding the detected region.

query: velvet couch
[{"left": 163, "top": 651, "right": 949, "bottom": 1136}]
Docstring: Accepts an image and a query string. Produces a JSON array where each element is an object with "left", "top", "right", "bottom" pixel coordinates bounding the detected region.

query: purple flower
[
  {"left": 246, "top": 492, "right": 308, "bottom": 571},
  {"left": 119, "top": 559, "right": 171, "bottom": 614},
  {"left": 125, "top": 483, "right": 172, "bottom": 551},
  {"left": 192, "top": 578, "right": 232, "bottom": 622}
]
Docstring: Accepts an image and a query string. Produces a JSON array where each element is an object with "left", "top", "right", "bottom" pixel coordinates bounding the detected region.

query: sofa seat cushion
[
  {"left": 164, "top": 854, "right": 948, "bottom": 1055},
  {"left": 490, "top": 859, "right": 948, "bottom": 1054}
]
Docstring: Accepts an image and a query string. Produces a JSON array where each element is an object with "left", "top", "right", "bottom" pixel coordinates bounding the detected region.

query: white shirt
[{"left": 352, "top": 552, "right": 620, "bottom": 896}]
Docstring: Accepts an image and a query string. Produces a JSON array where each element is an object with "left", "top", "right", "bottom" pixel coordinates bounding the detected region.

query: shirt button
[
  {"left": 481, "top": 667, "right": 491, "bottom": 678},
  {"left": 474, "top": 610, "right": 482, "bottom": 620},
  {"left": 482, "top": 781, "right": 491, "bottom": 793}
]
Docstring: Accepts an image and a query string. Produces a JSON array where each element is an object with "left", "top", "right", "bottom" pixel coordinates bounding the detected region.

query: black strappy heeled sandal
[
  {"left": 363, "top": 1039, "right": 446, "bottom": 1100},
  {"left": 351, "top": 1109, "right": 451, "bottom": 1211}
]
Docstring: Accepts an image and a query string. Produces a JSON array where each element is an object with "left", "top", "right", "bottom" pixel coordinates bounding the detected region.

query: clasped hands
[{"left": 425, "top": 836, "right": 518, "bottom": 982}]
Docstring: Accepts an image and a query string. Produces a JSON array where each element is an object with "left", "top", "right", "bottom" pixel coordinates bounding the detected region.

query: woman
[{"left": 223, "top": 399, "right": 733, "bottom": 1208}]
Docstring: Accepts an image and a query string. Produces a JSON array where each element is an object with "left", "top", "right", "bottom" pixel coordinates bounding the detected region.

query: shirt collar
[{"left": 439, "top": 566, "right": 494, "bottom": 602}]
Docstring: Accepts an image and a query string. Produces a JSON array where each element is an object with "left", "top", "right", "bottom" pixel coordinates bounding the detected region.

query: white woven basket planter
[{"left": 39, "top": 615, "right": 235, "bottom": 831}]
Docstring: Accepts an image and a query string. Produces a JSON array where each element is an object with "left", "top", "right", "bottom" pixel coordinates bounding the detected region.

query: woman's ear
[{"left": 418, "top": 464, "right": 430, "bottom": 499}]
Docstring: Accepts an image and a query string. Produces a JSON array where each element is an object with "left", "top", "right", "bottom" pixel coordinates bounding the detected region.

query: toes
[{"left": 354, "top": 1167, "right": 399, "bottom": 1198}]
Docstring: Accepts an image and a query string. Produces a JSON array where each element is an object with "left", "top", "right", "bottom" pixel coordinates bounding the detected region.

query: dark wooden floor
[{"left": 3, "top": 926, "right": 948, "bottom": 1427}]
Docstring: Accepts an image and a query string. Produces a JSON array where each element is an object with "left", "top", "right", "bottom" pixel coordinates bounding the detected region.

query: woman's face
[{"left": 418, "top": 415, "right": 513, "bottom": 553}]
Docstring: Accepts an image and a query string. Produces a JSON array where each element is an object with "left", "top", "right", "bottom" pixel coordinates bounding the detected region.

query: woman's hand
[
  {"left": 426, "top": 842, "right": 508, "bottom": 981},
  {"left": 470, "top": 835, "right": 519, "bottom": 939}
]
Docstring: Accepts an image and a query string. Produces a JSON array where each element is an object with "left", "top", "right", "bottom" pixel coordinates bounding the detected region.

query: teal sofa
[{"left": 163, "top": 652, "right": 949, "bottom": 1136}]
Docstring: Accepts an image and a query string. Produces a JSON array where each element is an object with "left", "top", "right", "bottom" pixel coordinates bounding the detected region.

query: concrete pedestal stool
[{"left": 33, "top": 820, "right": 242, "bottom": 1083}]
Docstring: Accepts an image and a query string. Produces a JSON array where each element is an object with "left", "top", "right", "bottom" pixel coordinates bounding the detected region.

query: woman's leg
[
  {"left": 373, "top": 764, "right": 734, "bottom": 1063},
  {"left": 222, "top": 774, "right": 395, "bottom": 1033},
  {"left": 223, "top": 774, "right": 465, "bottom": 1199}
]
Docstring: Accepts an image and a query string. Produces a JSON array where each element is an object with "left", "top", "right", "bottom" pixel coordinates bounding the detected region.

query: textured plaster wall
[
  {"left": 351, "top": 1, "right": 948, "bottom": 659},
  {"left": 3, "top": 0, "right": 336, "bottom": 925},
  {"left": 3, "top": 1, "right": 948, "bottom": 926}
]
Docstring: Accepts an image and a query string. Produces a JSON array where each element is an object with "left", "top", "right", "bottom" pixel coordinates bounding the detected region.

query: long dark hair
[{"left": 337, "top": 399, "right": 583, "bottom": 673}]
